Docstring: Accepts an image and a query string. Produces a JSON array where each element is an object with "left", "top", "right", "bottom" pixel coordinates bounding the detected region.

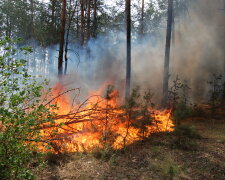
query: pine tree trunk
[
  {"left": 125, "top": 0, "right": 131, "bottom": 99},
  {"left": 76, "top": 6, "right": 79, "bottom": 39},
  {"left": 162, "top": 0, "right": 173, "bottom": 107},
  {"left": 140, "top": 0, "right": 144, "bottom": 36},
  {"left": 51, "top": 0, "right": 56, "bottom": 26},
  {"left": 224, "top": 0, "right": 225, "bottom": 78},
  {"left": 64, "top": 0, "right": 77, "bottom": 75},
  {"left": 30, "top": 0, "right": 35, "bottom": 37},
  {"left": 58, "top": 0, "right": 66, "bottom": 77},
  {"left": 80, "top": 0, "right": 85, "bottom": 46},
  {"left": 87, "top": 0, "right": 91, "bottom": 40},
  {"left": 93, "top": 0, "right": 97, "bottom": 37}
]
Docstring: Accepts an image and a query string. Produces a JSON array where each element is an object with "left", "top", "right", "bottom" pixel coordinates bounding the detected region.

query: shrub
[
  {"left": 0, "top": 37, "right": 55, "bottom": 179},
  {"left": 173, "top": 125, "right": 201, "bottom": 150},
  {"left": 173, "top": 102, "right": 193, "bottom": 126},
  {"left": 92, "top": 145, "right": 116, "bottom": 162}
]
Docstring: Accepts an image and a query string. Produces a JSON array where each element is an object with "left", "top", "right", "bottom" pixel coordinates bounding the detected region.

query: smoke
[
  {"left": 170, "top": 0, "right": 224, "bottom": 102},
  {"left": 27, "top": 0, "right": 224, "bottom": 104}
]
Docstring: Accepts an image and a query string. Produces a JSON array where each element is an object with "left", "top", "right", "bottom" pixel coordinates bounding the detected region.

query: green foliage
[
  {"left": 167, "top": 164, "right": 180, "bottom": 180},
  {"left": 173, "top": 102, "right": 193, "bottom": 126},
  {"left": 0, "top": 37, "right": 55, "bottom": 179},
  {"left": 168, "top": 76, "right": 193, "bottom": 125},
  {"left": 92, "top": 145, "right": 117, "bottom": 162},
  {"left": 132, "top": 89, "right": 155, "bottom": 139},
  {"left": 173, "top": 125, "right": 201, "bottom": 150},
  {"left": 123, "top": 87, "right": 155, "bottom": 140},
  {"left": 174, "top": 125, "right": 201, "bottom": 139},
  {"left": 100, "top": 85, "right": 119, "bottom": 148},
  {"left": 169, "top": 76, "right": 191, "bottom": 107}
]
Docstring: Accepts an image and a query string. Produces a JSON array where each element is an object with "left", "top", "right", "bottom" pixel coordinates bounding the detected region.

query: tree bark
[
  {"left": 50, "top": 0, "right": 56, "bottom": 26},
  {"left": 140, "top": 0, "right": 144, "bottom": 36},
  {"left": 125, "top": 0, "right": 131, "bottom": 99},
  {"left": 224, "top": 0, "right": 225, "bottom": 78},
  {"left": 6, "top": 14, "right": 11, "bottom": 38},
  {"left": 58, "top": 0, "right": 66, "bottom": 77},
  {"left": 80, "top": 0, "right": 85, "bottom": 46},
  {"left": 30, "top": 0, "right": 35, "bottom": 37},
  {"left": 76, "top": 4, "right": 79, "bottom": 39},
  {"left": 87, "top": 0, "right": 91, "bottom": 40},
  {"left": 93, "top": 0, "right": 97, "bottom": 37},
  {"left": 162, "top": 0, "right": 173, "bottom": 107},
  {"left": 64, "top": 0, "right": 77, "bottom": 75}
]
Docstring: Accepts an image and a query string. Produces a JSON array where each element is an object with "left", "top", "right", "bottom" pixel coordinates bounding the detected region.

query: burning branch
[{"left": 35, "top": 83, "right": 174, "bottom": 153}]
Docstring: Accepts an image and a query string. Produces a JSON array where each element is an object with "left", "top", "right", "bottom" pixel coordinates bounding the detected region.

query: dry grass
[{"left": 37, "top": 107, "right": 225, "bottom": 180}]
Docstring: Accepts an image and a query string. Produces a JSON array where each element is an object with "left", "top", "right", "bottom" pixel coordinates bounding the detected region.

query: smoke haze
[{"left": 28, "top": 0, "right": 225, "bottom": 104}]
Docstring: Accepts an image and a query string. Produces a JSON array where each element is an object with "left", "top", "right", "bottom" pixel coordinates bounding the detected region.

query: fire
[{"left": 38, "top": 83, "right": 174, "bottom": 153}]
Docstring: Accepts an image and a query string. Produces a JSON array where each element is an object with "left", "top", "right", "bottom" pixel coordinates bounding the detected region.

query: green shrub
[
  {"left": 174, "top": 125, "right": 201, "bottom": 139},
  {"left": 167, "top": 164, "right": 180, "bottom": 180},
  {"left": 173, "top": 102, "right": 194, "bottom": 126},
  {"left": 0, "top": 37, "right": 55, "bottom": 179},
  {"left": 173, "top": 125, "right": 201, "bottom": 150},
  {"left": 92, "top": 145, "right": 116, "bottom": 162}
]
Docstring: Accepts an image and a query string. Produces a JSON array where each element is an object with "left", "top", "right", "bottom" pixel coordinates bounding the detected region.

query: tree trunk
[
  {"left": 172, "top": 0, "right": 176, "bottom": 46},
  {"left": 140, "top": 0, "right": 144, "bottom": 36},
  {"left": 64, "top": 0, "right": 77, "bottom": 75},
  {"left": 125, "top": 0, "right": 131, "bottom": 99},
  {"left": 76, "top": 5, "right": 79, "bottom": 39},
  {"left": 30, "top": 0, "right": 35, "bottom": 37},
  {"left": 6, "top": 14, "right": 11, "bottom": 38},
  {"left": 58, "top": 0, "right": 66, "bottom": 77},
  {"left": 224, "top": 0, "right": 225, "bottom": 78},
  {"left": 50, "top": 0, "right": 56, "bottom": 26},
  {"left": 80, "top": 0, "right": 85, "bottom": 46},
  {"left": 162, "top": 0, "right": 173, "bottom": 107},
  {"left": 93, "top": 0, "right": 97, "bottom": 37},
  {"left": 87, "top": 0, "right": 91, "bottom": 40}
]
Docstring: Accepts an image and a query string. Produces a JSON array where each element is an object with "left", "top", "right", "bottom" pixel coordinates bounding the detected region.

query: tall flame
[{"left": 38, "top": 83, "right": 174, "bottom": 153}]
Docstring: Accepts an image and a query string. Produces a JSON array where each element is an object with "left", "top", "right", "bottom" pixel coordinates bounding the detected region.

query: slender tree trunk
[
  {"left": 125, "top": 0, "right": 131, "bottom": 99},
  {"left": 76, "top": 5, "right": 79, "bottom": 39},
  {"left": 87, "top": 0, "right": 91, "bottom": 40},
  {"left": 30, "top": 0, "right": 35, "bottom": 37},
  {"left": 172, "top": 0, "right": 176, "bottom": 46},
  {"left": 140, "top": 0, "right": 144, "bottom": 35},
  {"left": 162, "top": 0, "right": 173, "bottom": 107},
  {"left": 58, "top": 0, "right": 66, "bottom": 77},
  {"left": 64, "top": 0, "right": 77, "bottom": 75},
  {"left": 93, "top": 0, "right": 97, "bottom": 37},
  {"left": 51, "top": 0, "right": 56, "bottom": 26},
  {"left": 6, "top": 15, "right": 11, "bottom": 38},
  {"left": 80, "top": 0, "right": 85, "bottom": 46},
  {"left": 224, "top": 0, "right": 225, "bottom": 78}
]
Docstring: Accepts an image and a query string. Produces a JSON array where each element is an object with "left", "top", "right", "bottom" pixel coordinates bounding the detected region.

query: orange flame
[{"left": 38, "top": 83, "right": 174, "bottom": 153}]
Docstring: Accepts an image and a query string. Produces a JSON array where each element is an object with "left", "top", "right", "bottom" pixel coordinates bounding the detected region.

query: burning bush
[{"left": 37, "top": 83, "right": 174, "bottom": 153}]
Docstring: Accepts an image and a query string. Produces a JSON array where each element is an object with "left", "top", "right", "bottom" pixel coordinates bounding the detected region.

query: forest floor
[{"left": 38, "top": 106, "right": 225, "bottom": 180}]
